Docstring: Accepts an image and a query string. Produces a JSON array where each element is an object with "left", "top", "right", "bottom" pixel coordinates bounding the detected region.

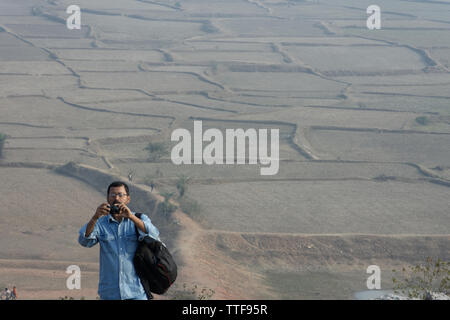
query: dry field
[
  {"left": 0, "top": 0, "right": 449, "bottom": 300},
  {"left": 186, "top": 179, "right": 450, "bottom": 234},
  {"left": 284, "top": 45, "right": 427, "bottom": 73},
  {"left": 308, "top": 129, "right": 450, "bottom": 166}
]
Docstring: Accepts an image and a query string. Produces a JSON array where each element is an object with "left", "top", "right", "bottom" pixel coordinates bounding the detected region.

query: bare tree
[{"left": 0, "top": 133, "right": 6, "bottom": 158}]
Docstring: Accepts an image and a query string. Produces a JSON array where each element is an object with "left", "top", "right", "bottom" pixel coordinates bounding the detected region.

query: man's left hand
[{"left": 117, "top": 203, "right": 132, "bottom": 219}]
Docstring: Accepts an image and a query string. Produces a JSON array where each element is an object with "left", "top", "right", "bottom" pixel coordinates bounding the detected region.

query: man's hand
[
  {"left": 85, "top": 203, "right": 109, "bottom": 238},
  {"left": 115, "top": 204, "right": 147, "bottom": 233},
  {"left": 116, "top": 203, "right": 132, "bottom": 219},
  {"left": 93, "top": 203, "right": 110, "bottom": 220}
]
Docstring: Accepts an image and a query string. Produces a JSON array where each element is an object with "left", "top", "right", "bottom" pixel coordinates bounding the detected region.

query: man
[
  {"left": 78, "top": 181, "right": 160, "bottom": 300},
  {"left": 1, "top": 288, "right": 10, "bottom": 300},
  {"left": 11, "top": 286, "right": 17, "bottom": 300}
]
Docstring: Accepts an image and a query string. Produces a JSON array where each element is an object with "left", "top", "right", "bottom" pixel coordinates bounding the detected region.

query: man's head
[{"left": 107, "top": 181, "right": 131, "bottom": 208}]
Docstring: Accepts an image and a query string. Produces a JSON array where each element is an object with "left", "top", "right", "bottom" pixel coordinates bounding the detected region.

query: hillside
[{"left": 0, "top": 0, "right": 449, "bottom": 299}]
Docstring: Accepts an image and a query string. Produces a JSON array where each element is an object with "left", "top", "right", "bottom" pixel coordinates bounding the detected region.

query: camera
[{"left": 110, "top": 204, "right": 120, "bottom": 215}]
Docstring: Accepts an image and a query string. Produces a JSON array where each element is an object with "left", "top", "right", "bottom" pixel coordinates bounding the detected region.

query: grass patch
[
  {"left": 178, "top": 196, "right": 206, "bottom": 224},
  {"left": 263, "top": 270, "right": 366, "bottom": 300},
  {"left": 415, "top": 116, "right": 429, "bottom": 126}
]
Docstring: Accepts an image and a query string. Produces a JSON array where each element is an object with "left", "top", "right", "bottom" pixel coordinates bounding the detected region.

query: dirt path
[{"left": 153, "top": 186, "right": 274, "bottom": 299}]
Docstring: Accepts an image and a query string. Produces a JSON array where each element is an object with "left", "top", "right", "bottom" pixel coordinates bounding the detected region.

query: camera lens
[{"left": 110, "top": 205, "right": 120, "bottom": 215}]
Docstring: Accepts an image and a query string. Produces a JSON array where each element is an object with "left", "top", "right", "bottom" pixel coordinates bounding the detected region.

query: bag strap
[
  {"left": 133, "top": 213, "right": 162, "bottom": 245},
  {"left": 134, "top": 212, "right": 142, "bottom": 239}
]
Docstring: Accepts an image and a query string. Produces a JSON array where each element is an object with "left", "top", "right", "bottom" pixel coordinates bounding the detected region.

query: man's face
[{"left": 107, "top": 185, "right": 130, "bottom": 207}]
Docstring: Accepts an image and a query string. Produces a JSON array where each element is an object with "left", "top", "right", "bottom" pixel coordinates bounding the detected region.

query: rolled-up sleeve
[
  {"left": 138, "top": 214, "right": 160, "bottom": 241},
  {"left": 78, "top": 222, "right": 99, "bottom": 247}
]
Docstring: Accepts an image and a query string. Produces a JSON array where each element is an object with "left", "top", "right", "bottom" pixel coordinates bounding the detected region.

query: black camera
[{"left": 110, "top": 204, "right": 120, "bottom": 215}]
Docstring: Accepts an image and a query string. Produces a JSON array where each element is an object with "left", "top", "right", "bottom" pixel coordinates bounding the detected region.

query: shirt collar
[{"left": 108, "top": 211, "right": 135, "bottom": 223}]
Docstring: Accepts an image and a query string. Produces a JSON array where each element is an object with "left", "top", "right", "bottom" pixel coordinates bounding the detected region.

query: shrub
[
  {"left": 58, "top": 296, "right": 86, "bottom": 300},
  {"left": 415, "top": 116, "right": 429, "bottom": 126},
  {"left": 157, "top": 201, "right": 177, "bottom": 218},
  {"left": 178, "top": 196, "right": 205, "bottom": 223},
  {"left": 0, "top": 133, "right": 6, "bottom": 158},
  {"left": 201, "top": 21, "right": 219, "bottom": 34},
  {"left": 157, "top": 191, "right": 178, "bottom": 218},
  {"left": 171, "top": 283, "right": 215, "bottom": 300},
  {"left": 176, "top": 175, "right": 190, "bottom": 198},
  {"left": 144, "top": 142, "right": 168, "bottom": 161},
  {"left": 392, "top": 257, "right": 449, "bottom": 299}
]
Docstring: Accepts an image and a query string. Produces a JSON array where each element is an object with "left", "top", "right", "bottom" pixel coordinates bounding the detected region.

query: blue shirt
[{"left": 78, "top": 212, "right": 160, "bottom": 300}]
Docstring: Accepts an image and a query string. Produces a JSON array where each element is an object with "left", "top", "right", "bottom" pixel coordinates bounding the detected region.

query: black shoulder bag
[{"left": 133, "top": 213, "right": 177, "bottom": 298}]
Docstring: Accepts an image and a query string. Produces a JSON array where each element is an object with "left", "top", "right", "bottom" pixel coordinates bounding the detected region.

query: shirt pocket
[
  {"left": 98, "top": 233, "right": 116, "bottom": 253},
  {"left": 125, "top": 235, "right": 138, "bottom": 255}
]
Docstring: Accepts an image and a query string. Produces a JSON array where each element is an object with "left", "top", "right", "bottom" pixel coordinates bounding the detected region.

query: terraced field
[{"left": 0, "top": 0, "right": 449, "bottom": 300}]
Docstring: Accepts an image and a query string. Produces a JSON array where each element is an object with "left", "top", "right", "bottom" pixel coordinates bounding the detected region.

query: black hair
[{"left": 107, "top": 181, "right": 130, "bottom": 196}]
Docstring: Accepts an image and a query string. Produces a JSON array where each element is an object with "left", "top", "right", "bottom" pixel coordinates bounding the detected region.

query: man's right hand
[
  {"left": 85, "top": 203, "right": 109, "bottom": 238},
  {"left": 93, "top": 203, "right": 110, "bottom": 220}
]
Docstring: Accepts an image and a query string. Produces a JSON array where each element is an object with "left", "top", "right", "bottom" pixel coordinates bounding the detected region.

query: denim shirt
[{"left": 78, "top": 212, "right": 160, "bottom": 300}]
